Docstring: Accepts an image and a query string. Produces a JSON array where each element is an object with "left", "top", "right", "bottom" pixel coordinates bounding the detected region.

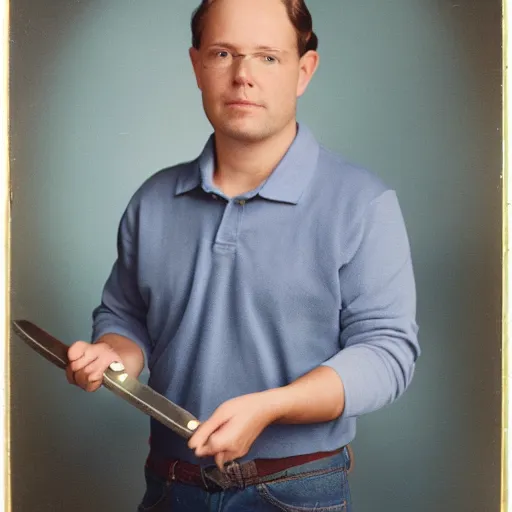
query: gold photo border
[
  {"left": 1, "top": 0, "right": 9, "bottom": 510},
  {"left": 504, "top": 0, "right": 510, "bottom": 510},
  {"left": 0, "top": 1, "right": 507, "bottom": 511}
]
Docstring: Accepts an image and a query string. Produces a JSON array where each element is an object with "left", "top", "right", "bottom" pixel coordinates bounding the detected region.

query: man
[{"left": 66, "top": 0, "right": 420, "bottom": 510}]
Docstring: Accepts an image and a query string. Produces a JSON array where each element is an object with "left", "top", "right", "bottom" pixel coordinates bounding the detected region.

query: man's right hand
[{"left": 66, "top": 341, "right": 123, "bottom": 392}]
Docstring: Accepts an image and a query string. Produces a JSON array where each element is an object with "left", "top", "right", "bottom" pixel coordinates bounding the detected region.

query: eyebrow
[{"left": 207, "top": 42, "right": 287, "bottom": 53}]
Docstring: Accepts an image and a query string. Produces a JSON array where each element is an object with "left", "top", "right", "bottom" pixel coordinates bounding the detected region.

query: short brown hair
[{"left": 191, "top": 0, "right": 318, "bottom": 57}]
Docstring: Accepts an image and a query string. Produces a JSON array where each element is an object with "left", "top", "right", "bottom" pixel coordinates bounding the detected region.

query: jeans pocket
[
  {"left": 256, "top": 466, "right": 349, "bottom": 512},
  {"left": 137, "top": 467, "right": 171, "bottom": 512}
]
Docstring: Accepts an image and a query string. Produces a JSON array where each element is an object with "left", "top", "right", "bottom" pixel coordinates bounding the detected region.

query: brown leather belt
[{"left": 145, "top": 446, "right": 346, "bottom": 492}]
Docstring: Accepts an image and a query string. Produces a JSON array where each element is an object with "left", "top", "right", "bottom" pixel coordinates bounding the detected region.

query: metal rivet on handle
[{"left": 188, "top": 420, "right": 200, "bottom": 431}]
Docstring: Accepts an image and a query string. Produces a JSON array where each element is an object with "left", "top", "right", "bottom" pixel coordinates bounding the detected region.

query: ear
[
  {"left": 296, "top": 50, "right": 320, "bottom": 97},
  {"left": 189, "top": 47, "right": 203, "bottom": 90}
]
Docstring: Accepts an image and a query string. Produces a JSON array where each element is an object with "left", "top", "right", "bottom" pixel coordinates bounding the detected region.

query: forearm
[
  {"left": 266, "top": 366, "right": 345, "bottom": 424},
  {"left": 94, "top": 333, "right": 145, "bottom": 378}
]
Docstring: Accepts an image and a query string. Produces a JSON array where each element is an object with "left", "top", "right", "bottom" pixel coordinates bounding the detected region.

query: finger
[
  {"left": 73, "top": 369, "right": 102, "bottom": 392},
  {"left": 67, "top": 341, "right": 90, "bottom": 362},
  {"left": 215, "top": 450, "right": 240, "bottom": 472},
  {"left": 73, "top": 358, "right": 105, "bottom": 386},
  {"left": 188, "top": 415, "right": 228, "bottom": 450},
  {"left": 72, "top": 370, "right": 88, "bottom": 390},
  {"left": 195, "top": 428, "right": 234, "bottom": 458},
  {"left": 192, "top": 429, "right": 226, "bottom": 456},
  {"left": 69, "top": 351, "right": 98, "bottom": 373},
  {"left": 75, "top": 362, "right": 106, "bottom": 387},
  {"left": 69, "top": 343, "right": 119, "bottom": 374},
  {"left": 70, "top": 345, "right": 121, "bottom": 391},
  {"left": 81, "top": 357, "right": 116, "bottom": 383},
  {"left": 215, "top": 451, "right": 227, "bottom": 471},
  {"left": 84, "top": 379, "right": 103, "bottom": 392},
  {"left": 65, "top": 365, "right": 77, "bottom": 386},
  {"left": 222, "top": 451, "right": 238, "bottom": 466}
]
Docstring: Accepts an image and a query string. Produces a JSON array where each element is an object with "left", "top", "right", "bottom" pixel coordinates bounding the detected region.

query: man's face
[{"left": 190, "top": 0, "right": 318, "bottom": 143}]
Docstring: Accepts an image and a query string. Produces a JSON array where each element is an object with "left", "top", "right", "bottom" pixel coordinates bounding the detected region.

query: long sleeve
[
  {"left": 91, "top": 198, "right": 152, "bottom": 364},
  {"left": 322, "top": 189, "right": 420, "bottom": 418}
]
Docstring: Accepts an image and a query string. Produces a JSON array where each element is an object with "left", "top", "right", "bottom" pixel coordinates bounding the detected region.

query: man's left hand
[{"left": 187, "top": 391, "right": 279, "bottom": 470}]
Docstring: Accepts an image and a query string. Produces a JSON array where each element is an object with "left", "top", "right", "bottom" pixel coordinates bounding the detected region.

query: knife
[{"left": 11, "top": 319, "right": 200, "bottom": 439}]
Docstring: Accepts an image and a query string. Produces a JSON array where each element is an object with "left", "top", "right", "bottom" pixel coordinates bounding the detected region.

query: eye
[
  {"left": 261, "top": 54, "right": 278, "bottom": 64},
  {"left": 206, "top": 49, "right": 230, "bottom": 60}
]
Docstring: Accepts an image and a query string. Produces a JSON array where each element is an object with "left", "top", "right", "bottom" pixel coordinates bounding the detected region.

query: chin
[
  {"left": 216, "top": 119, "right": 276, "bottom": 143},
  {"left": 224, "top": 128, "right": 270, "bottom": 143}
]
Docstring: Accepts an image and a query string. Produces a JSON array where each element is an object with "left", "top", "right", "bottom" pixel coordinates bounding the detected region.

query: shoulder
[
  {"left": 114, "top": 159, "right": 198, "bottom": 232},
  {"left": 312, "top": 145, "right": 410, "bottom": 261},
  {"left": 313, "top": 144, "right": 394, "bottom": 221},
  {"left": 125, "top": 158, "right": 198, "bottom": 210},
  {"left": 317, "top": 145, "right": 389, "bottom": 198},
  {"left": 136, "top": 159, "right": 197, "bottom": 197}
]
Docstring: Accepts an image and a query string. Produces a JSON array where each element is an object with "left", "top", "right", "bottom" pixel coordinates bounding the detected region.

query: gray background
[{"left": 9, "top": 1, "right": 502, "bottom": 511}]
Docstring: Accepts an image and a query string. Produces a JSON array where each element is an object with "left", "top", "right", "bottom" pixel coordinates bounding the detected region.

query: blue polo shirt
[{"left": 92, "top": 123, "right": 420, "bottom": 464}]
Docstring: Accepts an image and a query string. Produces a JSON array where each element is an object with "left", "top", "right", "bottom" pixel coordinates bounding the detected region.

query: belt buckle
[
  {"left": 201, "top": 461, "right": 243, "bottom": 492},
  {"left": 200, "top": 465, "right": 230, "bottom": 492}
]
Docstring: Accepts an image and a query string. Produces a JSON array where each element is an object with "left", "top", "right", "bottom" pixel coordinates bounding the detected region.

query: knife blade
[{"left": 11, "top": 319, "right": 200, "bottom": 440}]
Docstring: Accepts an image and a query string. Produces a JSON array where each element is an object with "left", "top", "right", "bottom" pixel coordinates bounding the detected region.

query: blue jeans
[{"left": 137, "top": 446, "right": 352, "bottom": 511}]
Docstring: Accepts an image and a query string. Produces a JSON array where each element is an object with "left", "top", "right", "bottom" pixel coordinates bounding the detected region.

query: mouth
[{"left": 225, "top": 100, "right": 263, "bottom": 108}]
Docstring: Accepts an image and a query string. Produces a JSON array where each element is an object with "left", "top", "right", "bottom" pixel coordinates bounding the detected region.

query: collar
[{"left": 175, "top": 123, "right": 320, "bottom": 204}]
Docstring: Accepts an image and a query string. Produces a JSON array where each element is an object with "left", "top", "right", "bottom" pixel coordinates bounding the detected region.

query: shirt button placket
[{"left": 213, "top": 198, "right": 245, "bottom": 251}]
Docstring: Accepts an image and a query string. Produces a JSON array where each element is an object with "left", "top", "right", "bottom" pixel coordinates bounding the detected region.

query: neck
[{"left": 212, "top": 121, "right": 298, "bottom": 198}]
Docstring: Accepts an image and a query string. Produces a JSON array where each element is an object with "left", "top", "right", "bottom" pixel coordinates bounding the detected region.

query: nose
[{"left": 232, "top": 57, "right": 255, "bottom": 87}]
